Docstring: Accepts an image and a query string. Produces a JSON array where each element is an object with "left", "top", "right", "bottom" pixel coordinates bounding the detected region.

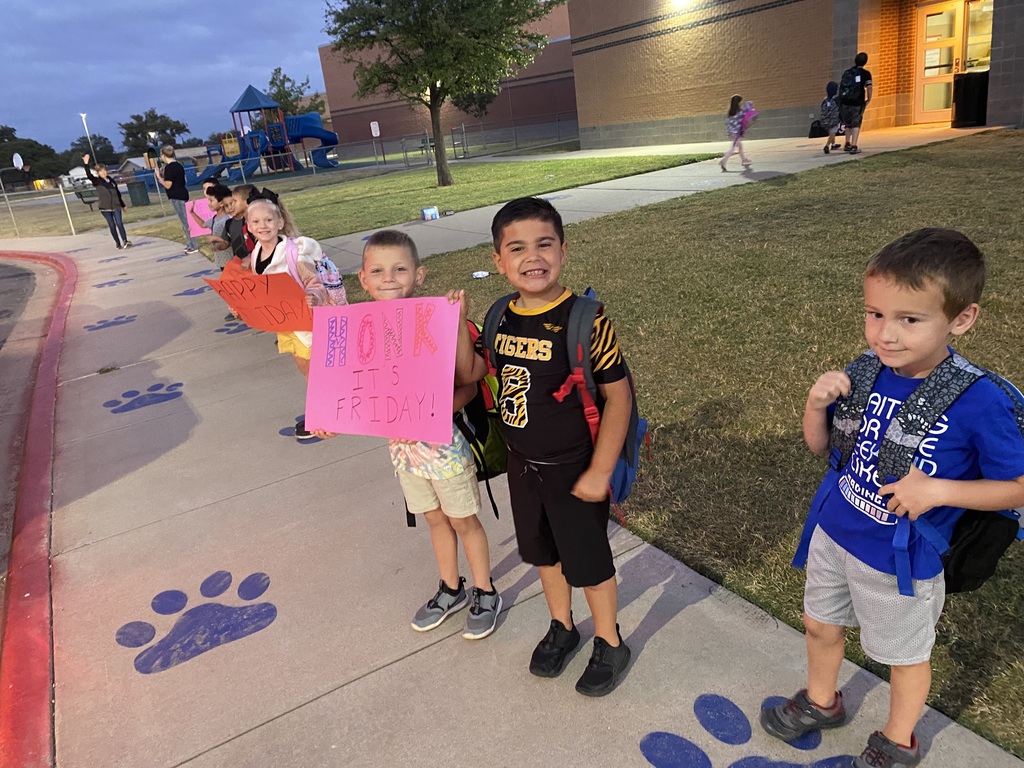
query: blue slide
[{"left": 285, "top": 113, "right": 339, "bottom": 168}]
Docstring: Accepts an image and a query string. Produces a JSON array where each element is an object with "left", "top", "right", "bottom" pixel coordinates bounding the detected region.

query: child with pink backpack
[
  {"left": 245, "top": 194, "right": 342, "bottom": 440},
  {"left": 720, "top": 95, "right": 757, "bottom": 172}
]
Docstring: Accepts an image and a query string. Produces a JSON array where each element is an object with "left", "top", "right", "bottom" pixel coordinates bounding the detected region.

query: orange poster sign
[{"left": 204, "top": 259, "right": 313, "bottom": 332}]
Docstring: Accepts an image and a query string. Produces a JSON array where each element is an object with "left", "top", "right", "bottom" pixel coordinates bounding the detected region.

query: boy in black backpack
[
  {"left": 761, "top": 229, "right": 1024, "bottom": 767},
  {"left": 450, "top": 197, "right": 634, "bottom": 696},
  {"left": 839, "top": 52, "right": 873, "bottom": 154},
  {"left": 820, "top": 81, "right": 841, "bottom": 155}
]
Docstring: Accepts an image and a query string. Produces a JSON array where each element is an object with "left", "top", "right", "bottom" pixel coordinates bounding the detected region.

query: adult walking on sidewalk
[
  {"left": 82, "top": 154, "right": 131, "bottom": 250},
  {"left": 156, "top": 145, "right": 199, "bottom": 254},
  {"left": 839, "top": 53, "right": 873, "bottom": 154}
]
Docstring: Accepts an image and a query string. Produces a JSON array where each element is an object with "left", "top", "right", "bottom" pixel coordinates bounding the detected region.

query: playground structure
[{"left": 136, "top": 85, "right": 340, "bottom": 189}]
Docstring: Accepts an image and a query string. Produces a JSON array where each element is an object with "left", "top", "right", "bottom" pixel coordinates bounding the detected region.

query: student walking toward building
[
  {"left": 839, "top": 53, "right": 873, "bottom": 154},
  {"left": 720, "top": 95, "right": 754, "bottom": 171}
]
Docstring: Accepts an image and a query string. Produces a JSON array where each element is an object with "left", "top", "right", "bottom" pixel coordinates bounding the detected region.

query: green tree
[
  {"left": 325, "top": 0, "right": 564, "bottom": 187},
  {"left": 0, "top": 138, "right": 63, "bottom": 179},
  {"left": 118, "top": 108, "right": 190, "bottom": 154},
  {"left": 180, "top": 137, "right": 205, "bottom": 148},
  {"left": 0, "top": 125, "right": 17, "bottom": 144},
  {"left": 68, "top": 134, "right": 119, "bottom": 165},
  {"left": 266, "top": 67, "right": 326, "bottom": 117}
]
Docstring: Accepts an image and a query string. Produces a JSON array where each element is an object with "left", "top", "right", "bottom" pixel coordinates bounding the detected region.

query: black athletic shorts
[{"left": 506, "top": 451, "right": 616, "bottom": 588}]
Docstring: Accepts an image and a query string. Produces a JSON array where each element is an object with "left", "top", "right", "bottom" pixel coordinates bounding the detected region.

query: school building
[
  {"left": 318, "top": 0, "right": 1023, "bottom": 150},
  {"left": 318, "top": 4, "right": 576, "bottom": 144},
  {"left": 570, "top": 0, "right": 1021, "bottom": 147}
]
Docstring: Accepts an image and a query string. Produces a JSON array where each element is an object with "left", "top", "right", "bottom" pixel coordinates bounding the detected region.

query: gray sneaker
[
  {"left": 462, "top": 585, "right": 502, "bottom": 640},
  {"left": 411, "top": 578, "right": 467, "bottom": 632}
]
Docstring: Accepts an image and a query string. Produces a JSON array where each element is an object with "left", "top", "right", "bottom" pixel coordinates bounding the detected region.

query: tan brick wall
[
  {"left": 569, "top": 0, "right": 833, "bottom": 141},
  {"left": 319, "top": 4, "right": 576, "bottom": 143}
]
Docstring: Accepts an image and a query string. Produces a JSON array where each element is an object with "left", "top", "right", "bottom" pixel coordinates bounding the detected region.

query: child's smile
[{"left": 492, "top": 218, "right": 567, "bottom": 308}]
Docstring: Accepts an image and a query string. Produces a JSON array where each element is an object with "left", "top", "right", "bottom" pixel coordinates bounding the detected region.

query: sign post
[{"left": 369, "top": 121, "right": 386, "bottom": 165}]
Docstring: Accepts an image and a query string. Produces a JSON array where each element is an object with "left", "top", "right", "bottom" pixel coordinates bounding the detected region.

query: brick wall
[
  {"left": 318, "top": 4, "right": 577, "bottom": 143},
  {"left": 569, "top": 0, "right": 834, "bottom": 148}
]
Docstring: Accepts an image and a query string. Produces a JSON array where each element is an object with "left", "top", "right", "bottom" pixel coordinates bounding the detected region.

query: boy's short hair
[
  {"left": 206, "top": 183, "right": 232, "bottom": 201},
  {"left": 854, "top": 52, "right": 869, "bottom": 67},
  {"left": 491, "top": 197, "right": 564, "bottom": 252},
  {"left": 363, "top": 229, "right": 420, "bottom": 267},
  {"left": 865, "top": 228, "right": 985, "bottom": 318},
  {"left": 160, "top": 145, "right": 176, "bottom": 159}
]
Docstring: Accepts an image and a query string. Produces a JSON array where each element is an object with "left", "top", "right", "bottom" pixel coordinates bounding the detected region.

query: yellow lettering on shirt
[{"left": 495, "top": 334, "right": 553, "bottom": 362}]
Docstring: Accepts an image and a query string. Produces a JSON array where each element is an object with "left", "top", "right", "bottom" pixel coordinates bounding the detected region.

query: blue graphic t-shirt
[{"left": 818, "top": 366, "right": 1024, "bottom": 579}]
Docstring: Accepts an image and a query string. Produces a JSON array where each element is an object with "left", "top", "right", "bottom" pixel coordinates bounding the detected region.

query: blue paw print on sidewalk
[
  {"left": 215, "top": 320, "right": 250, "bottom": 335},
  {"left": 185, "top": 268, "right": 218, "bottom": 278},
  {"left": 103, "top": 383, "right": 184, "bottom": 413},
  {"left": 116, "top": 570, "right": 277, "bottom": 674},
  {"left": 173, "top": 285, "right": 212, "bottom": 297},
  {"left": 84, "top": 314, "right": 137, "bottom": 332},
  {"left": 98, "top": 255, "right": 128, "bottom": 263},
  {"left": 94, "top": 278, "right": 132, "bottom": 288},
  {"left": 157, "top": 253, "right": 186, "bottom": 262},
  {"left": 640, "top": 693, "right": 853, "bottom": 768}
]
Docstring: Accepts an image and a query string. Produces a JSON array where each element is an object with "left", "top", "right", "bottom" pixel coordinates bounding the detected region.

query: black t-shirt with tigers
[{"left": 479, "top": 289, "right": 626, "bottom": 463}]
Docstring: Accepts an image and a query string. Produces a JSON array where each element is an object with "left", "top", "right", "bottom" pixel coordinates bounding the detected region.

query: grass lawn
[
  {"left": 370, "top": 130, "right": 1024, "bottom": 756},
  {"left": 126, "top": 155, "right": 713, "bottom": 246}
]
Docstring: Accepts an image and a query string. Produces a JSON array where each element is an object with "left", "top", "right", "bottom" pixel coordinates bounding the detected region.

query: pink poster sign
[
  {"left": 305, "top": 297, "right": 458, "bottom": 443},
  {"left": 186, "top": 198, "right": 214, "bottom": 236}
]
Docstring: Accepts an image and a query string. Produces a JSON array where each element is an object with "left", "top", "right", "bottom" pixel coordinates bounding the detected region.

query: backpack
[
  {"left": 483, "top": 288, "right": 649, "bottom": 525},
  {"left": 820, "top": 97, "right": 839, "bottom": 127},
  {"left": 808, "top": 120, "right": 828, "bottom": 139},
  {"left": 794, "top": 351, "right": 1024, "bottom": 596},
  {"left": 839, "top": 67, "right": 865, "bottom": 105},
  {"left": 406, "top": 320, "right": 507, "bottom": 528}
]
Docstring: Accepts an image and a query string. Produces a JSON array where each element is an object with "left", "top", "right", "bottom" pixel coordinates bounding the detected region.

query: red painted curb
[{"left": 0, "top": 251, "right": 77, "bottom": 768}]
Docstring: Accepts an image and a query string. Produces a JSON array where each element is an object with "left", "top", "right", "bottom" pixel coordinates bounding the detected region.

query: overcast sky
[{"left": 2, "top": 0, "right": 332, "bottom": 153}]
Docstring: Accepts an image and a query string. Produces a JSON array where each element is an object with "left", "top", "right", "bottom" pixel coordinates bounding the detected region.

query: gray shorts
[
  {"left": 839, "top": 103, "right": 865, "bottom": 129},
  {"left": 804, "top": 526, "right": 945, "bottom": 666}
]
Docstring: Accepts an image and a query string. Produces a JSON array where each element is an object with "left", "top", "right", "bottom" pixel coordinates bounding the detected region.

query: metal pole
[
  {"left": 80, "top": 113, "right": 97, "bottom": 160},
  {"left": 371, "top": 138, "right": 379, "bottom": 167},
  {"left": 58, "top": 184, "right": 76, "bottom": 236},
  {"left": 0, "top": 175, "right": 19, "bottom": 237}
]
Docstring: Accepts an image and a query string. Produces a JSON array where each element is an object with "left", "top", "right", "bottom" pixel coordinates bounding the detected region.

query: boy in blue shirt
[
  {"left": 451, "top": 197, "right": 634, "bottom": 696},
  {"left": 761, "top": 228, "right": 1024, "bottom": 767}
]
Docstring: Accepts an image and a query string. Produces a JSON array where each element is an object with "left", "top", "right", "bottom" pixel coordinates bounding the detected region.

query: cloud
[{"left": 1, "top": 0, "right": 331, "bottom": 151}]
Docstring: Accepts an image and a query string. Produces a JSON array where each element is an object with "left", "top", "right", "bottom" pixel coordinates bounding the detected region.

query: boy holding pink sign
[{"left": 357, "top": 229, "right": 502, "bottom": 641}]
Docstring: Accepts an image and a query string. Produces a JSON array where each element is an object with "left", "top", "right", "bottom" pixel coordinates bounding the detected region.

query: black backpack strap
[
  {"left": 876, "top": 353, "right": 985, "bottom": 481},
  {"left": 829, "top": 351, "right": 883, "bottom": 470},
  {"left": 482, "top": 293, "right": 516, "bottom": 374}
]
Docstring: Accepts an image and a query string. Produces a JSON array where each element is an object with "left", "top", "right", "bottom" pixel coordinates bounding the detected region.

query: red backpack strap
[{"left": 552, "top": 296, "right": 602, "bottom": 446}]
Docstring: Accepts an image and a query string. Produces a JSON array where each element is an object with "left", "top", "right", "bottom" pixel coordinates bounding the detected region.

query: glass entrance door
[{"left": 914, "top": 1, "right": 963, "bottom": 123}]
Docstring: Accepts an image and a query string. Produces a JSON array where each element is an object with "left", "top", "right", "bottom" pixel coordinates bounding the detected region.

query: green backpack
[{"left": 406, "top": 320, "right": 507, "bottom": 527}]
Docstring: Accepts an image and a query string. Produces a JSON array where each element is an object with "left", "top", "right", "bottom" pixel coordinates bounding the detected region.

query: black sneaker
[
  {"left": 575, "top": 626, "right": 631, "bottom": 696},
  {"left": 294, "top": 420, "right": 318, "bottom": 441},
  {"left": 529, "top": 618, "right": 580, "bottom": 678},
  {"left": 760, "top": 689, "right": 847, "bottom": 741},
  {"left": 123, "top": 241, "right": 133, "bottom": 248},
  {"left": 824, "top": 144, "right": 830, "bottom": 154},
  {"left": 854, "top": 731, "right": 921, "bottom": 768}
]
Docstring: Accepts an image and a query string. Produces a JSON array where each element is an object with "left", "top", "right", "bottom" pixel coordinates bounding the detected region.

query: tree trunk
[{"left": 429, "top": 95, "right": 453, "bottom": 187}]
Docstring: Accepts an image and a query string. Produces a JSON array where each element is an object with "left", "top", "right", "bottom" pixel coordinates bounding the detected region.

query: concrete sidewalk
[{"left": 2, "top": 125, "right": 1019, "bottom": 768}]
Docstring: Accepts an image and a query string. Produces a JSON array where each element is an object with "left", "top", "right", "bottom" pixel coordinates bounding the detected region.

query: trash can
[
  {"left": 951, "top": 71, "right": 989, "bottom": 128},
  {"left": 126, "top": 180, "right": 151, "bottom": 207}
]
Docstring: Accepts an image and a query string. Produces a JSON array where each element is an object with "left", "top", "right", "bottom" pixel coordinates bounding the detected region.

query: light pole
[{"left": 80, "top": 113, "right": 97, "bottom": 161}]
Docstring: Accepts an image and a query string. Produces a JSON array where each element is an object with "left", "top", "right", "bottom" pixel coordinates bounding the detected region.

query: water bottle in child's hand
[{"left": 318, "top": 256, "right": 348, "bottom": 306}]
